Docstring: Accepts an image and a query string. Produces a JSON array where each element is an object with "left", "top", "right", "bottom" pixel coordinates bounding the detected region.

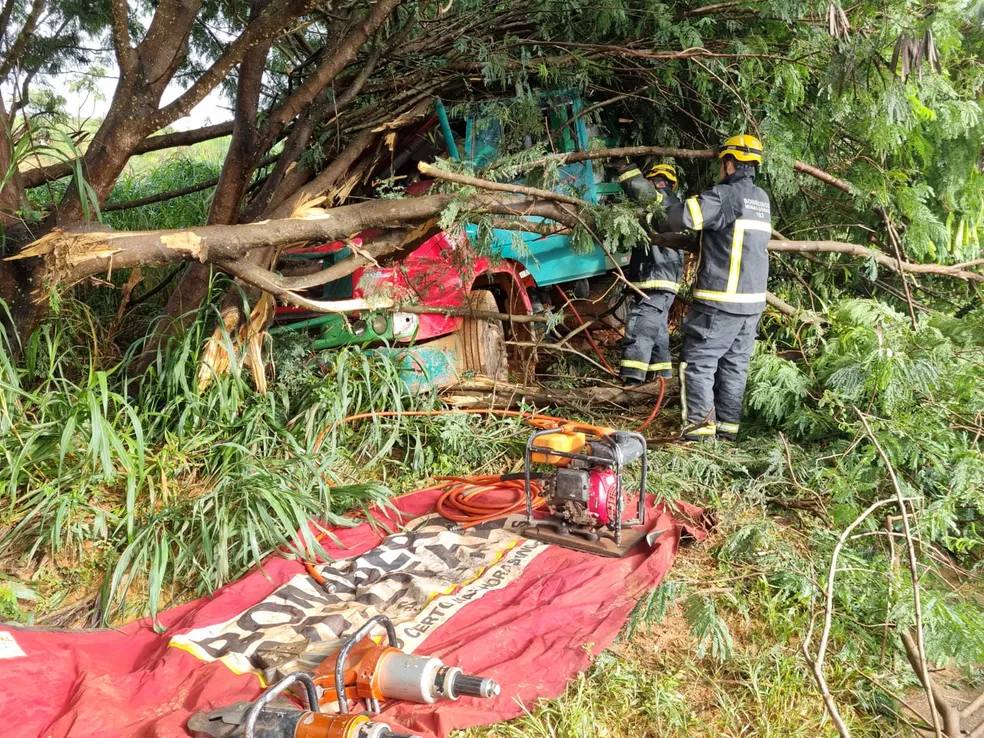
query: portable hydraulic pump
[{"left": 521, "top": 423, "right": 649, "bottom": 557}]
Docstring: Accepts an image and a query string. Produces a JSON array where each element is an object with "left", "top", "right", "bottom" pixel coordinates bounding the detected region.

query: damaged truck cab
[{"left": 272, "top": 91, "right": 629, "bottom": 383}]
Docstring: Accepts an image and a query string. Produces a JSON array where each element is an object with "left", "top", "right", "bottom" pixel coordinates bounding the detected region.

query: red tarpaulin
[{"left": 0, "top": 490, "right": 706, "bottom": 738}]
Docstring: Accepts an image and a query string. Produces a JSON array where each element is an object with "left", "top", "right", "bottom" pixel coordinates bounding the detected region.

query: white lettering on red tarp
[
  {"left": 0, "top": 631, "right": 25, "bottom": 659},
  {"left": 169, "top": 517, "right": 545, "bottom": 679},
  {"left": 398, "top": 539, "right": 544, "bottom": 650}
]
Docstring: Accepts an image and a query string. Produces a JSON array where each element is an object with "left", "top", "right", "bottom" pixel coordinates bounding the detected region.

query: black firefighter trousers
[
  {"left": 679, "top": 305, "right": 761, "bottom": 440},
  {"left": 621, "top": 290, "right": 675, "bottom": 382}
]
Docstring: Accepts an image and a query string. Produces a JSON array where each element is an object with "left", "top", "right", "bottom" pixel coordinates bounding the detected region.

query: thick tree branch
[
  {"left": 221, "top": 256, "right": 394, "bottom": 313},
  {"left": 20, "top": 122, "right": 235, "bottom": 189},
  {"left": 265, "top": 128, "right": 382, "bottom": 219},
  {"left": 519, "top": 145, "right": 716, "bottom": 172},
  {"left": 275, "top": 230, "right": 408, "bottom": 290},
  {"left": 489, "top": 218, "right": 569, "bottom": 236},
  {"left": 791, "top": 159, "right": 852, "bottom": 194},
  {"left": 0, "top": 0, "right": 16, "bottom": 39},
  {"left": 419, "top": 161, "right": 585, "bottom": 207},
  {"left": 262, "top": 0, "right": 405, "bottom": 144},
  {"left": 516, "top": 146, "right": 858, "bottom": 201},
  {"left": 110, "top": 0, "right": 137, "bottom": 75},
  {"left": 0, "top": 0, "right": 43, "bottom": 78},
  {"left": 149, "top": 0, "right": 317, "bottom": 131},
  {"left": 208, "top": 0, "right": 273, "bottom": 226},
  {"left": 14, "top": 194, "right": 576, "bottom": 284},
  {"left": 247, "top": 17, "right": 414, "bottom": 220},
  {"left": 768, "top": 240, "right": 984, "bottom": 282},
  {"left": 0, "top": 92, "right": 28, "bottom": 225},
  {"left": 136, "top": 0, "right": 203, "bottom": 88}
]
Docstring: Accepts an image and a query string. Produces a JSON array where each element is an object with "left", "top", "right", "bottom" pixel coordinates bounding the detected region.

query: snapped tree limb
[{"left": 8, "top": 194, "right": 578, "bottom": 290}]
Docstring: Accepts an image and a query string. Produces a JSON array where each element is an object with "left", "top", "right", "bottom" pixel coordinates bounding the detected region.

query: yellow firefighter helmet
[
  {"left": 645, "top": 163, "right": 678, "bottom": 186},
  {"left": 718, "top": 135, "right": 763, "bottom": 164}
]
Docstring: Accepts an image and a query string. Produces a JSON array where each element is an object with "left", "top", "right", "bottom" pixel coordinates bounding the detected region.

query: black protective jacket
[
  {"left": 617, "top": 164, "right": 684, "bottom": 294},
  {"left": 661, "top": 167, "right": 771, "bottom": 315}
]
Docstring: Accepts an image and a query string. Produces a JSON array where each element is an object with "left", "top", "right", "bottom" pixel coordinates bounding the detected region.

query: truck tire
[{"left": 459, "top": 290, "right": 507, "bottom": 381}]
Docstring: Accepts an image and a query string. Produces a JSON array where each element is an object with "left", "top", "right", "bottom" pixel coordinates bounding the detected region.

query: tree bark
[
  {"left": 259, "top": 0, "right": 406, "bottom": 148},
  {"left": 54, "top": 0, "right": 205, "bottom": 224},
  {"left": 22, "top": 194, "right": 574, "bottom": 284},
  {"left": 207, "top": 0, "right": 274, "bottom": 227},
  {"left": 0, "top": 92, "right": 28, "bottom": 226},
  {"left": 443, "top": 378, "right": 671, "bottom": 411},
  {"left": 0, "top": 91, "right": 43, "bottom": 349}
]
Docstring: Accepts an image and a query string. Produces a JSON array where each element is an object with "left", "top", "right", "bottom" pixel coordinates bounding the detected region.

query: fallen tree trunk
[
  {"left": 11, "top": 194, "right": 576, "bottom": 287},
  {"left": 442, "top": 378, "right": 675, "bottom": 411}
]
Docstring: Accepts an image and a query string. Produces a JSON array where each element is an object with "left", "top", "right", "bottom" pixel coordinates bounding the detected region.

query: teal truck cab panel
[
  {"left": 466, "top": 223, "right": 630, "bottom": 286},
  {"left": 451, "top": 91, "right": 630, "bottom": 286}
]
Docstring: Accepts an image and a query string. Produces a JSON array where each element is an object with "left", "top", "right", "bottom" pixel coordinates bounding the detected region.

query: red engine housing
[{"left": 586, "top": 468, "right": 617, "bottom": 525}]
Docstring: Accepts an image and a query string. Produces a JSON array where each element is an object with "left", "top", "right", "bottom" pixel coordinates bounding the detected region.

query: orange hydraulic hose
[
  {"left": 435, "top": 475, "right": 549, "bottom": 529},
  {"left": 305, "top": 561, "right": 328, "bottom": 585},
  {"left": 298, "top": 395, "right": 666, "bottom": 571}
]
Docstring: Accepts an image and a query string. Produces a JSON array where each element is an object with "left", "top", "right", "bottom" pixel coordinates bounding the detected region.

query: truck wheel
[{"left": 459, "top": 290, "right": 507, "bottom": 381}]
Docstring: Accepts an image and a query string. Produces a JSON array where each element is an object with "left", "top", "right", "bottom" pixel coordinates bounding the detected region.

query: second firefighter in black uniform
[{"left": 617, "top": 163, "right": 684, "bottom": 385}]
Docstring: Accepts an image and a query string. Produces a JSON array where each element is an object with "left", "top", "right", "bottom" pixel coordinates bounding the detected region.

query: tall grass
[
  {"left": 0, "top": 300, "right": 530, "bottom": 625},
  {"left": 104, "top": 155, "right": 221, "bottom": 232}
]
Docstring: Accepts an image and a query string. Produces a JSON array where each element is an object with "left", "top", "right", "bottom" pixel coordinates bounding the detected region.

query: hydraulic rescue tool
[
  {"left": 312, "top": 615, "right": 500, "bottom": 711},
  {"left": 186, "top": 672, "right": 418, "bottom": 738},
  {"left": 521, "top": 422, "right": 649, "bottom": 557}
]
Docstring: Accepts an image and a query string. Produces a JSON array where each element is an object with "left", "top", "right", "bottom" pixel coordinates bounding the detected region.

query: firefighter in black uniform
[
  {"left": 616, "top": 162, "right": 685, "bottom": 385},
  {"left": 658, "top": 135, "right": 771, "bottom": 441}
]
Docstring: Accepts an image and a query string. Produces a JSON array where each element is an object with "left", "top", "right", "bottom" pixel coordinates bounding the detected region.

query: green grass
[
  {"left": 0, "top": 300, "right": 539, "bottom": 625},
  {"left": 103, "top": 153, "right": 223, "bottom": 232},
  {"left": 460, "top": 472, "right": 942, "bottom": 737}
]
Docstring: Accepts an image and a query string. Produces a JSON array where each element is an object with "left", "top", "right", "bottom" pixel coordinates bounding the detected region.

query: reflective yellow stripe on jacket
[
  {"left": 632, "top": 279, "right": 680, "bottom": 293},
  {"left": 686, "top": 197, "right": 703, "bottom": 230},
  {"left": 622, "top": 360, "right": 674, "bottom": 373},
  {"left": 695, "top": 218, "right": 771, "bottom": 304},
  {"left": 693, "top": 290, "right": 768, "bottom": 303},
  {"left": 618, "top": 168, "right": 643, "bottom": 182}
]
